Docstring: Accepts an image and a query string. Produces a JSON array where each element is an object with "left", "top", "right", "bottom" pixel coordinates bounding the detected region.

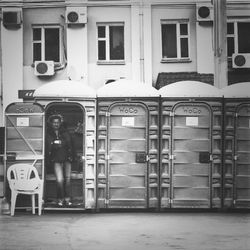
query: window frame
[
  {"left": 227, "top": 19, "right": 250, "bottom": 58},
  {"left": 32, "top": 25, "right": 63, "bottom": 64},
  {"left": 161, "top": 19, "right": 191, "bottom": 63},
  {"left": 97, "top": 22, "right": 125, "bottom": 64}
]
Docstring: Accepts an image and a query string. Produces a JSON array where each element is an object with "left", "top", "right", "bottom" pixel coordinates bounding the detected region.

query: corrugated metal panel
[
  {"left": 234, "top": 104, "right": 250, "bottom": 208},
  {"left": 96, "top": 97, "right": 160, "bottom": 209},
  {"left": 108, "top": 104, "right": 147, "bottom": 208},
  {"left": 161, "top": 98, "right": 223, "bottom": 209}
]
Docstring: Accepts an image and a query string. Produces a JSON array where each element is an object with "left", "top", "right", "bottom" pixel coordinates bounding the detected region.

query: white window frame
[
  {"left": 32, "top": 25, "right": 62, "bottom": 63},
  {"left": 227, "top": 19, "right": 250, "bottom": 58},
  {"left": 97, "top": 22, "right": 125, "bottom": 64},
  {"left": 161, "top": 19, "right": 190, "bottom": 62}
]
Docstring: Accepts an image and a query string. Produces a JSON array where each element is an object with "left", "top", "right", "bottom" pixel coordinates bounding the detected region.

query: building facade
[{"left": 0, "top": 0, "right": 250, "bottom": 124}]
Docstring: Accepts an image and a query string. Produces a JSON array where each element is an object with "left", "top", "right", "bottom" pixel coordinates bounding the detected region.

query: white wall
[
  {"left": 1, "top": 8, "right": 23, "bottom": 113},
  {"left": 23, "top": 7, "right": 67, "bottom": 90},
  {"left": 151, "top": 5, "right": 198, "bottom": 85},
  {"left": 87, "top": 6, "right": 132, "bottom": 89},
  {"left": 196, "top": 23, "right": 214, "bottom": 74}
]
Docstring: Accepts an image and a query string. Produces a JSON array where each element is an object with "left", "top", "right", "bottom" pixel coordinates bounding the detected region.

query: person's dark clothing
[{"left": 46, "top": 127, "right": 73, "bottom": 164}]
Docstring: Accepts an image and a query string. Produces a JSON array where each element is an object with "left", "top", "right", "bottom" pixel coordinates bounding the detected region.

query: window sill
[
  {"left": 161, "top": 58, "right": 192, "bottom": 63},
  {"left": 97, "top": 60, "right": 125, "bottom": 65},
  {"left": 31, "top": 62, "right": 62, "bottom": 67}
]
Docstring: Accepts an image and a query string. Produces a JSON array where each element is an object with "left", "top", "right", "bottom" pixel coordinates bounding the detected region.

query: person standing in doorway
[{"left": 46, "top": 114, "right": 73, "bottom": 207}]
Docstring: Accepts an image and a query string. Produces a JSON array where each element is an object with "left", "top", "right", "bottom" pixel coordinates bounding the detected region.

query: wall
[
  {"left": 87, "top": 6, "right": 132, "bottom": 89},
  {"left": 23, "top": 7, "right": 68, "bottom": 90},
  {"left": 1, "top": 7, "right": 23, "bottom": 114},
  {"left": 151, "top": 4, "right": 198, "bottom": 85}
]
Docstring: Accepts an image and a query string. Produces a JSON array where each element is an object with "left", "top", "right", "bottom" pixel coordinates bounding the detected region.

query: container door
[
  {"left": 107, "top": 103, "right": 148, "bottom": 208},
  {"left": 5, "top": 103, "right": 44, "bottom": 207},
  {"left": 44, "top": 103, "right": 85, "bottom": 209},
  {"left": 234, "top": 104, "right": 250, "bottom": 208},
  {"left": 171, "top": 103, "right": 211, "bottom": 208}
]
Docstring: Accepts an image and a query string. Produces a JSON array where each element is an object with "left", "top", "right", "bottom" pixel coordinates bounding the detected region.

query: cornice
[{"left": 0, "top": 0, "right": 249, "bottom": 9}]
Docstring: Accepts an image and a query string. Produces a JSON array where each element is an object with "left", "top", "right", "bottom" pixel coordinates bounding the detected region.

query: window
[
  {"left": 97, "top": 23, "right": 124, "bottom": 62},
  {"left": 32, "top": 26, "right": 61, "bottom": 62},
  {"left": 161, "top": 20, "right": 190, "bottom": 61},
  {"left": 227, "top": 21, "right": 250, "bottom": 57}
]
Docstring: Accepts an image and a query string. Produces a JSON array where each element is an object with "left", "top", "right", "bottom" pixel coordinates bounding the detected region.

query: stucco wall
[
  {"left": 151, "top": 5, "right": 198, "bottom": 85},
  {"left": 87, "top": 6, "right": 132, "bottom": 89},
  {"left": 23, "top": 7, "right": 68, "bottom": 90}
]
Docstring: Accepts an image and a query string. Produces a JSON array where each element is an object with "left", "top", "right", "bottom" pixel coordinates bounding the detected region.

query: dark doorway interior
[{"left": 44, "top": 102, "right": 85, "bottom": 209}]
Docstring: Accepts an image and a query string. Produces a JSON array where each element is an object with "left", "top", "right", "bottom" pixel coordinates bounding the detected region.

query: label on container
[
  {"left": 16, "top": 117, "right": 29, "bottom": 127},
  {"left": 186, "top": 116, "right": 198, "bottom": 126},
  {"left": 122, "top": 117, "right": 135, "bottom": 127}
]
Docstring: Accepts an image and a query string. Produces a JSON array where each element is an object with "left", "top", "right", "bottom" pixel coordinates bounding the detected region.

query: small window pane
[
  {"left": 181, "top": 38, "right": 189, "bottom": 57},
  {"left": 45, "top": 28, "right": 60, "bottom": 62},
  {"left": 227, "top": 23, "right": 234, "bottom": 35},
  {"left": 33, "top": 28, "right": 41, "bottom": 41},
  {"left": 110, "top": 26, "right": 124, "bottom": 60},
  {"left": 162, "top": 24, "right": 177, "bottom": 58},
  {"left": 33, "top": 43, "right": 41, "bottom": 61},
  {"left": 98, "top": 41, "right": 106, "bottom": 60},
  {"left": 227, "top": 37, "right": 234, "bottom": 57},
  {"left": 238, "top": 22, "right": 250, "bottom": 53},
  {"left": 98, "top": 26, "right": 106, "bottom": 38},
  {"left": 180, "top": 23, "right": 188, "bottom": 35}
]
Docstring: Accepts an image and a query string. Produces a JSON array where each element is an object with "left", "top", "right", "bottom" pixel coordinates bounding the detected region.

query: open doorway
[{"left": 44, "top": 102, "right": 85, "bottom": 209}]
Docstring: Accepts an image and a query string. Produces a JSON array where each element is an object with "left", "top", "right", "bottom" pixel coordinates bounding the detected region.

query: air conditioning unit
[
  {"left": 2, "top": 11, "right": 22, "bottom": 28},
  {"left": 34, "top": 61, "right": 55, "bottom": 76},
  {"left": 196, "top": 4, "right": 213, "bottom": 23},
  {"left": 66, "top": 7, "right": 87, "bottom": 25},
  {"left": 232, "top": 53, "right": 250, "bottom": 68}
]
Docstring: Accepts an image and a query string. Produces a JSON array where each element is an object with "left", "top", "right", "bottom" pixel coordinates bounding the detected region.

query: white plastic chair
[{"left": 7, "top": 163, "right": 44, "bottom": 216}]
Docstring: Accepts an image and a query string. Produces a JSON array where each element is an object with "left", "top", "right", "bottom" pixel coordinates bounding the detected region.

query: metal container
[
  {"left": 222, "top": 82, "right": 250, "bottom": 209},
  {"left": 96, "top": 79, "right": 160, "bottom": 209},
  {"left": 4, "top": 80, "right": 96, "bottom": 211},
  {"left": 159, "top": 81, "right": 223, "bottom": 209}
]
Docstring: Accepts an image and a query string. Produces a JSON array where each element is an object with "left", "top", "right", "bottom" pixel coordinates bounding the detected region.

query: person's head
[{"left": 48, "top": 114, "right": 63, "bottom": 131}]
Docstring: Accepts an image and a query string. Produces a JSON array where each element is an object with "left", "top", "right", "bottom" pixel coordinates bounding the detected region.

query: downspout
[
  {"left": 139, "top": 0, "right": 145, "bottom": 83},
  {"left": 213, "top": 0, "right": 228, "bottom": 88},
  {"left": 0, "top": 21, "right": 3, "bottom": 126}
]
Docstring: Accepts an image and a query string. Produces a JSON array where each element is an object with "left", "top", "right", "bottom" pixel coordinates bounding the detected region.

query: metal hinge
[
  {"left": 146, "top": 155, "right": 150, "bottom": 162},
  {"left": 210, "top": 154, "right": 213, "bottom": 162},
  {"left": 105, "top": 155, "right": 110, "bottom": 160},
  {"left": 106, "top": 112, "right": 111, "bottom": 117},
  {"left": 235, "top": 113, "right": 238, "bottom": 118},
  {"left": 169, "top": 111, "right": 175, "bottom": 117},
  {"left": 169, "top": 154, "right": 175, "bottom": 160},
  {"left": 105, "top": 199, "right": 109, "bottom": 205},
  {"left": 234, "top": 155, "right": 238, "bottom": 161},
  {"left": 169, "top": 199, "right": 173, "bottom": 204}
]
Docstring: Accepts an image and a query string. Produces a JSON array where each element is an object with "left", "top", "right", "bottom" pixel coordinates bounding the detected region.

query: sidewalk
[{"left": 0, "top": 210, "right": 249, "bottom": 250}]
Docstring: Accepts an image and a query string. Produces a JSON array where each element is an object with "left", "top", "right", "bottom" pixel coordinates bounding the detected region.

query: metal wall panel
[
  {"left": 97, "top": 98, "right": 160, "bottom": 209},
  {"left": 5, "top": 103, "right": 45, "bottom": 208},
  {"left": 224, "top": 102, "right": 250, "bottom": 208},
  {"left": 108, "top": 104, "right": 147, "bottom": 208},
  {"left": 161, "top": 99, "right": 223, "bottom": 209},
  {"left": 171, "top": 103, "right": 211, "bottom": 208}
]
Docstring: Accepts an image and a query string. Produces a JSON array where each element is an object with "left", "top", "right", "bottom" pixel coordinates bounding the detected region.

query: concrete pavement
[{"left": 0, "top": 211, "right": 249, "bottom": 250}]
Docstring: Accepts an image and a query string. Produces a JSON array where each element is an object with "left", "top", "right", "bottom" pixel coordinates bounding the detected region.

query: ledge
[
  {"left": 97, "top": 60, "right": 125, "bottom": 65},
  {"left": 161, "top": 58, "right": 192, "bottom": 63}
]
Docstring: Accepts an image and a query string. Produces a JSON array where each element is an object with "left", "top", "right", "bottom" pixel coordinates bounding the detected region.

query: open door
[
  {"left": 5, "top": 102, "right": 45, "bottom": 208},
  {"left": 44, "top": 102, "right": 85, "bottom": 209}
]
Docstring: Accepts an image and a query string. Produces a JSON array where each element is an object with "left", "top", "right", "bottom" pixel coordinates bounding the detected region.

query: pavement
[{"left": 0, "top": 210, "right": 249, "bottom": 250}]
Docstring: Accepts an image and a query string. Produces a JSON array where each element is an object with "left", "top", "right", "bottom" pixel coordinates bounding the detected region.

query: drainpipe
[
  {"left": 213, "top": 0, "right": 228, "bottom": 88},
  {"left": 139, "top": 0, "right": 145, "bottom": 83}
]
